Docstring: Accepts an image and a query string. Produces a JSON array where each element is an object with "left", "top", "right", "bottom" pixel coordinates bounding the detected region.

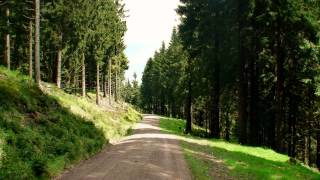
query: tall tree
[
  {"left": 29, "top": 20, "right": 33, "bottom": 79},
  {"left": 34, "top": 0, "right": 41, "bottom": 86}
]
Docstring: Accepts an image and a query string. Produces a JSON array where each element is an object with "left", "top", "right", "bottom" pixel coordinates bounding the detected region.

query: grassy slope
[
  {"left": 160, "top": 117, "right": 320, "bottom": 180},
  {"left": 0, "top": 67, "right": 141, "bottom": 179},
  {"left": 45, "top": 84, "right": 141, "bottom": 142}
]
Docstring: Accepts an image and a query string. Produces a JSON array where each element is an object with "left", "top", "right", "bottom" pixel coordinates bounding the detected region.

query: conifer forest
[{"left": 1, "top": 0, "right": 320, "bottom": 179}]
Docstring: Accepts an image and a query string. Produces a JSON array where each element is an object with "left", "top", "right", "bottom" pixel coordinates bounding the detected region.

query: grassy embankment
[
  {"left": 0, "top": 67, "right": 141, "bottom": 179},
  {"left": 160, "top": 117, "right": 320, "bottom": 180}
]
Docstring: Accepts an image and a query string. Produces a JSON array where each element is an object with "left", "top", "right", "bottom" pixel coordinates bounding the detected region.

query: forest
[
  {"left": 0, "top": 0, "right": 137, "bottom": 178},
  {"left": 0, "top": 0, "right": 127, "bottom": 105},
  {"left": 138, "top": 0, "right": 320, "bottom": 170},
  {"left": 1, "top": 0, "right": 320, "bottom": 178}
]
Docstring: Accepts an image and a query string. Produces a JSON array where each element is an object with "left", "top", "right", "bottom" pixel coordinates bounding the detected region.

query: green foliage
[
  {"left": 122, "top": 73, "right": 141, "bottom": 108},
  {"left": 0, "top": 67, "right": 141, "bottom": 179},
  {"left": 140, "top": 29, "right": 188, "bottom": 116},
  {"left": 160, "top": 117, "right": 320, "bottom": 180},
  {"left": 0, "top": 0, "right": 128, "bottom": 92}
]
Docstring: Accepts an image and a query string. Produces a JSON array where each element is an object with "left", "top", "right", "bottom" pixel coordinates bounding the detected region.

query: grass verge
[
  {"left": 159, "top": 117, "right": 320, "bottom": 180},
  {"left": 0, "top": 67, "right": 141, "bottom": 179}
]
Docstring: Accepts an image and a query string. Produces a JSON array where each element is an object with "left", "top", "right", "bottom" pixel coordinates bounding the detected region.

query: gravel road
[{"left": 58, "top": 115, "right": 192, "bottom": 180}]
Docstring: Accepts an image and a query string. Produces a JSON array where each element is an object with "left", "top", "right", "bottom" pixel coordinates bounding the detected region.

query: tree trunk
[
  {"left": 4, "top": 8, "right": 10, "bottom": 70},
  {"left": 225, "top": 113, "right": 230, "bottom": 141},
  {"left": 96, "top": 63, "right": 100, "bottom": 105},
  {"left": 56, "top": 49, "right": 62, "bottom": 88},
  {"left": 185, "top": 58, "right": 192, "bottom": 134},
  {"left": 81, "top": 53, "right": 86, "bottom": 97},
  {"left": 275, "top": 33, "right": 285, "bottom": 153},
  {"left": 316, "top": 130, "right": 320, "bottom": 170},
  {"left": 249, "top": 52, "right": 259, "bottom": 145},
  {"left": 34, "top": 0, "right": 41, "bottom": 86},
  {"left": 72, "top": 71, "right": 77, "bottom": 94},
  {"left": 287, "top": 59, "right": 297, "bottom": 158},
  {"left": 108, "top": 58, "right": 112, "bottom": 105},
  {"left": 29, "top": 21, "right": 33, "bottom": 79},
  {"left": 211, "top": 63, "right": 220, "bottom": 138},
  {"left": 238, "top": 1, "right": 248, "bottom": 144},
  {"left": 103, "top": 75, "right": 107, "bottom": 98},
  {"left": 171, "top": 100, "right": 176, "bottom": 118},
  {"left": 115, "top": 59, "right": 118, "bottom": 102},
  {"left": 304, "top": 134, "right": 310, "bottom": 165},
  {"left": 161, "top": 94, "right": 165, "bottom": 115},
  {"left": 5, "top": 34, "right": 10, "bottom": 70},
  {"left": 288, "top": 93, "right": 297, "bottom": 157}
]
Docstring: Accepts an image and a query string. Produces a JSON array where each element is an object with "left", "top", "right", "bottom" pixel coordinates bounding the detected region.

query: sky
[{"left": 123, "top": 0, "right": 180, "bottom": 82}]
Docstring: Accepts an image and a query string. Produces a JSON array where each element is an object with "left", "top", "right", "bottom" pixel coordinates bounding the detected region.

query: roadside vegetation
[
  {"left": 0, "top": 67, "right": 141, "bottom": 179},
  {"left": 160, "top": 117, "right": 320, "bottom": 180}
]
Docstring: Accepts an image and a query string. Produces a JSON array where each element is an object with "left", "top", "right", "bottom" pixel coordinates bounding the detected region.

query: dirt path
[{"left": 58, "top": 115, "right": 192, "bottom": 180}]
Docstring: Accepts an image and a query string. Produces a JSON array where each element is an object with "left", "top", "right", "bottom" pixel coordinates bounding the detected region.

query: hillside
[{"left": 0, "top": 67, "right": 141, "bottom": 179}]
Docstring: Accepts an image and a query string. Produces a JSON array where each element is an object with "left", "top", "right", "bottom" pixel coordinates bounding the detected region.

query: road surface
[{"left": 58, "top": 115, "right": 192, "bottom": 180}]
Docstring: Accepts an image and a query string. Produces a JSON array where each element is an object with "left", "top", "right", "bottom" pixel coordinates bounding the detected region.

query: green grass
[
  {"left": 0, "top": 67, "right": 141, "bottom": 179},
  {"left": 160, "top": 117, "right": 320, "bottom": 180},
  {"left": 45, "top": 84, "right": 141, "bottom": 142}
]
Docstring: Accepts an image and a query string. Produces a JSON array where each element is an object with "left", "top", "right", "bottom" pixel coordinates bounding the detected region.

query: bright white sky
[{"left": 123, "top": 0, "right": 180, "bottom": 82}]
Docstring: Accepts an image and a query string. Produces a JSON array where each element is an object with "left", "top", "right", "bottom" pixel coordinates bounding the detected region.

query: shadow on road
[{"left": 58, "top": 114, "right": 191, "bottom": 180}]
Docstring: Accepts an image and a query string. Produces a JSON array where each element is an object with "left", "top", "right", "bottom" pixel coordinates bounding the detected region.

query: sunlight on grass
[
  {"left": 184, "top": 148, "right": 210, "bottom": 180},
  {"left": 160, "top": 117, "right": 287, "bottom": 162},
  {"left": 160, "top": 117, "right": 320, "bottom": 180},
  {"left": 44, "top": 84, "right": 141, "bottom": 141}
]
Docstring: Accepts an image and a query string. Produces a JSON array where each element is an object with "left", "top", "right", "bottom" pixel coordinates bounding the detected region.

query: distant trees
[
  {"left": 122, "top": 73, "right": 140, "bottom": 108},
  {"left": 141, "top": 0, "right": 320, "bottom": 169},
  {"left": 141, "top": 29, "right": 188, "bottom": 119},
  {"left": 0, "top": 0, "right": 128, "bottom": 104}
]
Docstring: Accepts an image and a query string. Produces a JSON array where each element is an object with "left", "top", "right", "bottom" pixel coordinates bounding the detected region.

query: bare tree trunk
[
  {"left": 108, "top": 58, "right": 112, "bottom": 105},
  {"left": 249, "top": 53, "right": 259, "bottom": 145},
  {"left": 275, "top": 34, "right": 285, "bottom": 153},
  {"left": 118, "top": 65, "right": 121, "bottom": 102},
  {"left": 287, "top": 57, "right": 300, "bottom": 158},
  {"left": 185, "top": 58, "right": 192, "bottom": 134},
  {"left": 56, "top": 48, "right": 62, "bottom": 88},
  {"left": 238, "top": 1, "right": 248, "bottom": 144},
  {"left": 29, "top": 21, "right": 33, "bottom": 78},
  {"left": 72, "top": 72, "right": 77, "bottom": 94},
  {"left": 211, "top": 62, "right": 220, "bottom": 138},
  {"left": 225, "top": 113, "right": 230, "bottom": 141},
  {"left": 96, "top": 63, "right": 100, "bottom": 105},
  {"left": 115, "top": 59, "right": 118, "bottom": 102},
  {"left": 4, "top": 8, "right": 10, "bottom": 70},
  {"left": 304, "top": 134, "right": 310, "bottom": 165},
  {"left": 4, "top": 34, "right": 10, "bottom": 70},
  {"left": 316, "top": 130, "right": 320, "bottom": 170},
  {"left": 81, "top": 53, "right": 86, "bottom": 97},
  {"left": 34, "top": 0, "right": 41, "bottom": 86},
  {"left": 103, "top": 72, "right": 106, "bottom": 97}
]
